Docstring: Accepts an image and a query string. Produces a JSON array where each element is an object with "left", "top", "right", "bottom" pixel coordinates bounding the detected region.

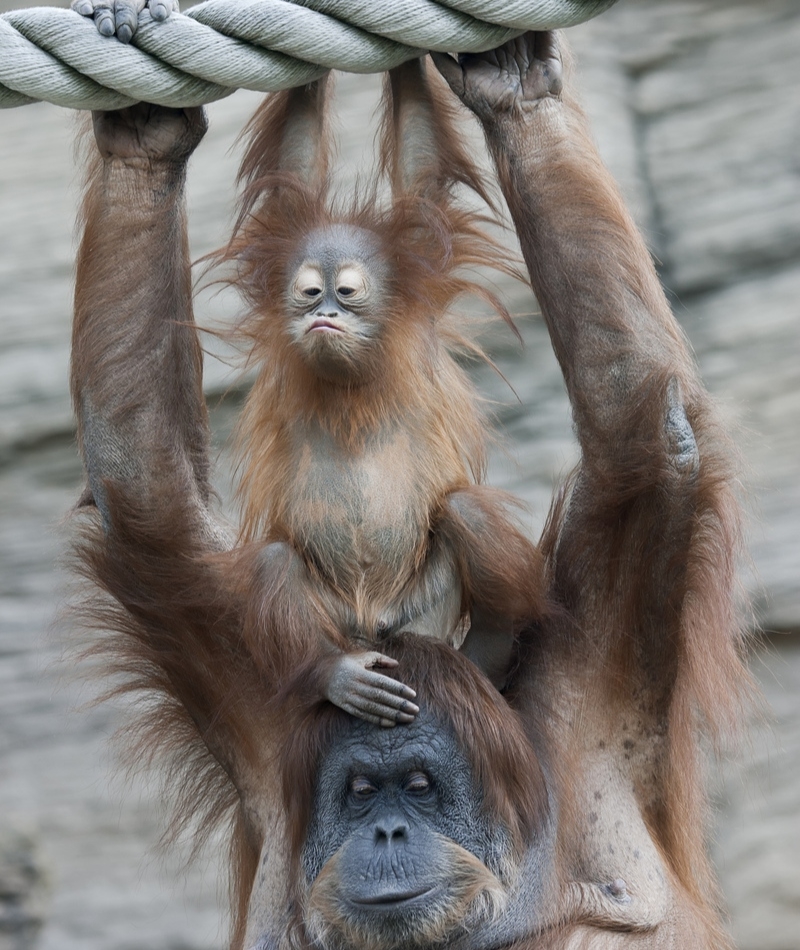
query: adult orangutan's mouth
[{"left": 350, "top": 886, "right": 437, "bottom": 909}]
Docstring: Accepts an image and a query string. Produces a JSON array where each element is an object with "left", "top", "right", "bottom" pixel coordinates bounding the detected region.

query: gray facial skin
[
  {"left": 305, "top": 711, "right": 500, "bottom": 883},
  {"left": 300, "top": 711, "right": 557, "bottom": 950},
  {"left": 287, "top": 224, "right": 391, "bottom": 383}
]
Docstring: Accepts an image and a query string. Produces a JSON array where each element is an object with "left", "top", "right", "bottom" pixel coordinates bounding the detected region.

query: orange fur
[
  {"left": 204, "top": 69, "right": 540, "bottom": 661},
  {"left": 219, "top": 182, "right": 517, "bottom": 544}
]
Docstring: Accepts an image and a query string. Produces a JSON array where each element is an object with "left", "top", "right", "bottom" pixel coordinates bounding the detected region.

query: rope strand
[{"left": 0, "top": 0, "right": 618, "bottom": 110}]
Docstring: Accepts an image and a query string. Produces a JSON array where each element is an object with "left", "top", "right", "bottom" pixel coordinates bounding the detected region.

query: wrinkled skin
[
  {"left": 90, "top": 102, "right": 207, "bottom": 164},
  {"left": 432, "top": 33, "right": 563, "bottom": 115}
]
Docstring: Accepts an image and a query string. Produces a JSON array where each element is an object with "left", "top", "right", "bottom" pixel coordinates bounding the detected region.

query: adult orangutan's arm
[{"left": 436, "top": 32, "right": 746, "bottom": 938}]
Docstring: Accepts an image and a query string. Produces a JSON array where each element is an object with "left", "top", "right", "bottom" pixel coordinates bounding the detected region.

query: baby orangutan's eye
[
  {"left": 293, "top": 264, "right": 324, "bottom": 302},
  {"left": 335, "top": 266, "right": 367, "bottom": 304}
]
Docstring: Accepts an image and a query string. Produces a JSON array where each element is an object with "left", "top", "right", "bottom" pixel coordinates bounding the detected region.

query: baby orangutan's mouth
[{"left": 308, "top": 318, "right": 345, "bottom": 333}]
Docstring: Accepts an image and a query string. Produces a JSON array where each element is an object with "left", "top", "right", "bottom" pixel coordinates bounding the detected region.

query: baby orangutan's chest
[{"left": 282, "top": 430, "right": 433, "bottom": 590}]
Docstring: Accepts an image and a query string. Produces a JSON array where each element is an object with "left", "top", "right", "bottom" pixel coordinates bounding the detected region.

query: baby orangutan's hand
[{"left": 325, "top": 651, "right": 419, "bottom": 728}]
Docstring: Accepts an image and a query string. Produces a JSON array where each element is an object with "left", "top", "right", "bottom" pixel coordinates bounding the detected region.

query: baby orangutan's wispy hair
[{"left": 207, "top": 68, "right": 526, "bottom": 542}]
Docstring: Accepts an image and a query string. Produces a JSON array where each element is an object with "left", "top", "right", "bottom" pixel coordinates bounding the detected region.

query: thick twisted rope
[{"left": 0, "top": 0, "right": 619, "bottom": 110}]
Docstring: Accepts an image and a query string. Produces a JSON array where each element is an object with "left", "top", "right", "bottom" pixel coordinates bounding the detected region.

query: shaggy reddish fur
[{"left": 209, "top": 72, "right": 522, "bottom": 542}]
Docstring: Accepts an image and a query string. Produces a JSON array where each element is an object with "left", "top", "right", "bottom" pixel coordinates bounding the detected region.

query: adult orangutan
[{"left": 69, "top": 6, "right": 747, "bottom": 948}]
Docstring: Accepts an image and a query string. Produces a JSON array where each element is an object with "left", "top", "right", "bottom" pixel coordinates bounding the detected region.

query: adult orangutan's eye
[
  {"left": 350, "top": 776, "right": 377, "bottom": 799},
  {"left": 404, "top": 771, "right": 431, "bottom": 795}
]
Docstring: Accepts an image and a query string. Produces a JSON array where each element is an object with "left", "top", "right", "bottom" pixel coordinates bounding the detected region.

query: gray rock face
[
  {"left": 0, "top": 1, "right": 798, "bottom": 949},
  {"left": 0, "top": 830, "right": 47, "bottom": 950},
  {"left": 628, "top": 0, "right": 800, "bottom": 295}
]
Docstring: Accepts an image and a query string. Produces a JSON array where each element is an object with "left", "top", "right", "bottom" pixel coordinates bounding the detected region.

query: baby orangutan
[
  {"left": 218, "top": 63, "right": 544, "bottom": 724},
  {"left": 72, "top": 64, "right": 542, "bottom": 728}
]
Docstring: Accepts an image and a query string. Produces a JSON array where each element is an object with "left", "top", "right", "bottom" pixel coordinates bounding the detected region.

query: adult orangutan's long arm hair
[{"left": 70, "top": 105, "right": 274, "bottom": 945}]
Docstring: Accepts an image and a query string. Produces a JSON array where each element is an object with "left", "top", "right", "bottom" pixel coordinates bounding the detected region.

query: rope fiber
[{"left": 0, "top": 0, "right": 619, "bottom": 110}]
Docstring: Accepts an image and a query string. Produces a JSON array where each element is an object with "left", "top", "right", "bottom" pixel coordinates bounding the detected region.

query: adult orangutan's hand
[{"left": 432, "top": 32, "right": 563, "bottom": 122}]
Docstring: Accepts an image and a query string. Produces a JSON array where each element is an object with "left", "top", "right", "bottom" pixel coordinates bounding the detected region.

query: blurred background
[{"left": 0, "top": 0, "right": 798, "bottom": 947}]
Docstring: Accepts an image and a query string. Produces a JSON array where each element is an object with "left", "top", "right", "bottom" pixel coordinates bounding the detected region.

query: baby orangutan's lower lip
[{"left": 308, "top": 318, "right": 344, "bottom": 333}]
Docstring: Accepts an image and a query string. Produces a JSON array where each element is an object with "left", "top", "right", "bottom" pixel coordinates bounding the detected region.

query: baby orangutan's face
[{"left": 287, "top": 224, "right": 390, "bottom": 383}]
